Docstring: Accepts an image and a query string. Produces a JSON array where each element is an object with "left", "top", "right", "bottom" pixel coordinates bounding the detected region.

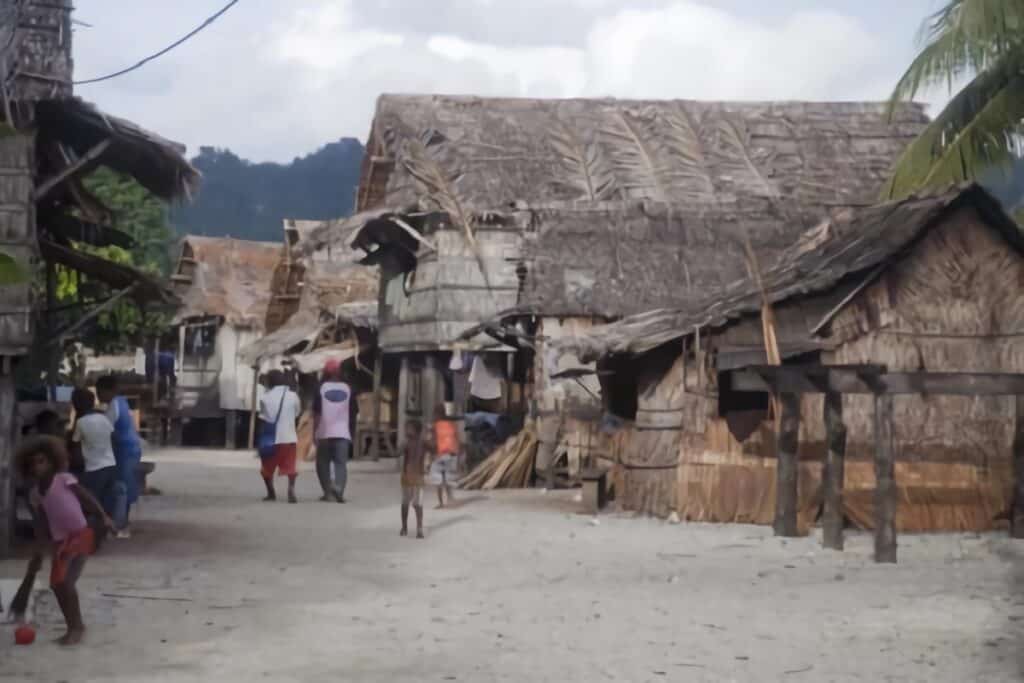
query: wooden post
[
  {"left": 873, "top": 393, "right": 897, "bottom": 563},
  {"left": 0, "top": 367, "right": 15, "bottom": 557},
  {"left": 247, "top": 365, "right": 259, "bottom": 449},
  {"left": 224, "top": 410, "right": 237, "bottom": 449},
  {"left": 151, "top": 336, "right": 161, "bottom": 405},
  {"left": 1011, "top": 395, "right": 1024, "bottom": 538},
  {"left": 45, "top": 260, "right": 59, "bottom": 401},
  {"left": 370, "top": 351, "right": 383, "bottom": 461},
  {"left": 822, "top": 392, "right": 847, "bottom": 550},
  {"left": 773, "top": 392, "right": 801, "bottom": 537}
]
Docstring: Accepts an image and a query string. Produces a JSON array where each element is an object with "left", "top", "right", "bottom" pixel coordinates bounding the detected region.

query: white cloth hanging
[{"left": 469, "top": 354, "right": 502, "bottom": 400}]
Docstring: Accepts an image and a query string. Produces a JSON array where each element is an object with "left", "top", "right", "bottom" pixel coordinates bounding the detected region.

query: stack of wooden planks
[{"left": 460, "top": 425, "right": 537, "bottom": 490}]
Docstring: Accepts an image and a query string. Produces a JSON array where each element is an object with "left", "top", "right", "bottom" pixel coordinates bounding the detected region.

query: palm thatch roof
[
  {"left": 34, "top": 98, "right": 200, "bottom": 201},
  {"left": 363, "top": 94, "right": 927, "bottom": 208},
  {"left": 556, "top": 184, "right": 1021, "bottom": 362},
  {"left": 172, "top": 236, "right": 282, "bottom": 327}
]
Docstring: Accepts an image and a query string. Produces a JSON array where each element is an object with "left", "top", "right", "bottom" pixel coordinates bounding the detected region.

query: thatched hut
[
  {"left": 305, "top": 94, "right": 929, "bottom": 449},
  {"left": 557, "top": 184, "right": 1024, "bottom": 533},
  {"left": 170, "top": 236, "right": 281, "bottom": 446}
]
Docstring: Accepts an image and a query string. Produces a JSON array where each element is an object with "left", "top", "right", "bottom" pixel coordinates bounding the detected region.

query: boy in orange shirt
[{"left": 428, "top": 405, "right": 459, "bottom": 509}]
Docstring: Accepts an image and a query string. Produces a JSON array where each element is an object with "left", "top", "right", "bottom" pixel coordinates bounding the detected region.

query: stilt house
[
  {"left": 557, "top": 184, "right": 1024, "bottom": 540},
  {"left": 304, "top": 94, "right": 929, "bottom": 453}
]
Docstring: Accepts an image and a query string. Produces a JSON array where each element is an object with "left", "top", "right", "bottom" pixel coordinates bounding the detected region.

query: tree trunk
[{"left": 0, "top": 371, "right": 16, "bottom": 557}]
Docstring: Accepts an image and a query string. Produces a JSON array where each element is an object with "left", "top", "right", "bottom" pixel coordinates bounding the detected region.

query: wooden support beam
[
  {"left": 34, "top": 138, "right": 112, "bottom": 201},
  {"left": 1012, "top": 395, "right": 1024, "bottom": 539},
  {"left": 47, "top": 284, "right": 137, "bottom": 345},
  {"left": 822, "top": 392, "right": 847, "bottom": 550},
  {"left": 370, "top": 350, "right": 383, "bottom": 461},
  {"left": 225, "top": 409, "right": 237, "bottom": 450},
  {"left": 731, "top": 367, "right": 1024, "bottom": 396},
  {"left": 874, "top": 394, "right": 897, "bottom": 563},
  {"left": 0, "top": 371, "right": 15, "bottom": 558},
  {"left": 773, "top": 392, "right": 801, "bottom": 538}
]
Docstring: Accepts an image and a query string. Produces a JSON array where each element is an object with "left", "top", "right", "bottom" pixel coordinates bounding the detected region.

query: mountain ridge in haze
[{"left": 170, "top": 138, "right": 364, "bottom": 242}]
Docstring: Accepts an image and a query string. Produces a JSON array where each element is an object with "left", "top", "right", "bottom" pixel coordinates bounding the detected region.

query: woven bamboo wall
[
  {"left": 633, "top": 207, "right": 1021, "bottom": 532},
  {"left": 379, "top": 227, "right": 522, "bottom": 351},
  {"left": 0, "top": 130, "right": 34, "bottom": 356}
]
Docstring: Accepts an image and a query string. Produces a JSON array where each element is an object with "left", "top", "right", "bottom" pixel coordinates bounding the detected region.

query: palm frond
[
  {"left": 884, "top": 46, "right": 1024, "bottom": 199},
  {"left": 890, "top": 0, "right": 1024, "bottom": 110},
  {"left": 547, "top": 115, "right": 616, "bottom": 201},
  {"left": 601, "top": 108, "right": 671, "bottom": 201},
  {"left": 401, "top": 137, "right": 492, "bottom": 289},
  {"left": 714, "top": 116, "right": 780, "bottom": 200},
  {"left": 658, "top": 104, "right": 716, "bottom": 200}
]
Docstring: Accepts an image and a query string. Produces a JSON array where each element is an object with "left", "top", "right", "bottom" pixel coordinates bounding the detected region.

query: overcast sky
[{"left": 72, "top": 0, "right": 948, "bottom": 163}]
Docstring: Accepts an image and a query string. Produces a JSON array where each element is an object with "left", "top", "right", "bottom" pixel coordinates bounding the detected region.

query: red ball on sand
[{"left": 14, "top": 624, "right": 36, "bottom": 645}]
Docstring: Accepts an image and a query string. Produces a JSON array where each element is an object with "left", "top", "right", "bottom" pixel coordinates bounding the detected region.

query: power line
[{"left": 73, "top": 0, "right": 240, "bottom": 85}]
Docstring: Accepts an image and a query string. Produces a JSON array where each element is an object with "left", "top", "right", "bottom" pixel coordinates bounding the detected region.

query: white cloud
[{"left": 71, "top": 1, "right": 941, "bottom": 163}]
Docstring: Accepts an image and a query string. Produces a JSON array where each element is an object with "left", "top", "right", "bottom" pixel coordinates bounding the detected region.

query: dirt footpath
[{"left": 2, "top": 448, "right": 1023, "bottom": 682}]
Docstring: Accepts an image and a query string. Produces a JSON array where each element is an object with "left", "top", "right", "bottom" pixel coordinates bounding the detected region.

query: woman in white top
[
  {"left": 257, "top": 370, "right": 302, "bottom": 503},
  {"left": 71, "top": 387, "right": 124, "bottom": 536}
]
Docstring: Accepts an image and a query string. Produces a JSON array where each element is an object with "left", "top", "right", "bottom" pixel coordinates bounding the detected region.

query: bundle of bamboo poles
[{"left": 459, "top": 424, "right": 538, "bottom": 490}]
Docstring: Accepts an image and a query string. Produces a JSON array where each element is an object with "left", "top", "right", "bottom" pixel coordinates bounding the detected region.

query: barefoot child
[
  {"left": 429, "top": 405, "right": 459, "bottom": 509},
  {"left": 400, "top": 420, "right": 427, "bottom": 539},
  {"left": 15, "top": 436, "right": 114, "bottom": 645}
]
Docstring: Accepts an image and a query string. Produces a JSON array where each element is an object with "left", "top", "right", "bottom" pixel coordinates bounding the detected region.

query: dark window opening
[
  {"left": 598, "top": 356, "right": 638, "bottom": 421},
  {"left": 717, "top": 370, "right": 770, "bottom": 443}
]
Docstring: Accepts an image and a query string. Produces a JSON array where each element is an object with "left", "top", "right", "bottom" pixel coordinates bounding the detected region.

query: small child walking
[
  {"left": 429, "top": 405, "right": 459, "bottom": 509},
  {"left": 15, "top": 436, "right": 114, "bottom": 645},
  {"left": 400, "top": 420, "right": 427, "bottom": 539}
]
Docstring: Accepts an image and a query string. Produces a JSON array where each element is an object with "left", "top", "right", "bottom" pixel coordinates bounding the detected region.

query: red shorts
[
  {"left": 51, "top": 527, "right": 95, "bottom": 587},
  {"left": 261, "top": 443, "right": 298, "bottom": 478}
]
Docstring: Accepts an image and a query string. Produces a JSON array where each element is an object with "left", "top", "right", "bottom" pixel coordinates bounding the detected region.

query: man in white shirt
[
  {"left": 258, "top": 370, "right": 302, "bottom": 503},
  {"left": 71, "top": 388, "right": 123, "bottom": 535}
]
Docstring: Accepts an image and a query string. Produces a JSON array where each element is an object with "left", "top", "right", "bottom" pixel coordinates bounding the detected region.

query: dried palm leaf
[
  {"left": 715, "top": 116, "right": 780, "bottom": 201},
  {"left": 547, "top": 116, "right": 616, "bottom": 200},
  {"left": 659, "top": 104, "right": 716, "bottom": 199},
  {"left": 602, "top": 108, "right": 671, "bottom": 201},
  {"left": 401, "top": 136, "right": 492, "bottom": 289}
]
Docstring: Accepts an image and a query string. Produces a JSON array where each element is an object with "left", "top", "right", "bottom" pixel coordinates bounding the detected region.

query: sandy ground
[{"left": 1, "top": 447, "right": 1023, "bottom": 682}]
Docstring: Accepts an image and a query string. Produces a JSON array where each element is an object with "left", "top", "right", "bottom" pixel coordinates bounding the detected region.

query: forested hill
[{"left": 169, "top": 138, "right": 364, "bottom": 241}]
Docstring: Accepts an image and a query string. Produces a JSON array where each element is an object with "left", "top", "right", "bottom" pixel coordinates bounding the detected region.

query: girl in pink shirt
[{"left": 16, "top": 436, "right": 113, "bottom": 645}]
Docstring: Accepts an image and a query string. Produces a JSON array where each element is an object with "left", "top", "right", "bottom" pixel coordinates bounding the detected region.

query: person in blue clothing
[{"left": 96, "top": 375, "right": 140, "bottom": 538}]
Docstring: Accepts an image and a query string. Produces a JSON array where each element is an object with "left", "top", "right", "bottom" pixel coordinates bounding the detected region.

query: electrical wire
[{"left": 73, "top": 0, "right": 240, "bottom": 85}]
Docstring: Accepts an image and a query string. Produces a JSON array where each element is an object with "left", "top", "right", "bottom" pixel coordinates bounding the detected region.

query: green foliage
[
  {"left": 57, "top": 167, "right": 174, "bottom": 352},
  {"left": 886, "top": 0, "right": 1024, "bottom": 198},
  {"left": 170, "top": 138, "right": 364, "bottom": 240},
  {"left": 0, "top": 249, "right": 29, "bottom": 285}
]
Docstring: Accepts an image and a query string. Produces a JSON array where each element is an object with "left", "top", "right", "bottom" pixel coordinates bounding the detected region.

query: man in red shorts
[{"left": 258, "top": 370, "right": 302, "bottom": 503}]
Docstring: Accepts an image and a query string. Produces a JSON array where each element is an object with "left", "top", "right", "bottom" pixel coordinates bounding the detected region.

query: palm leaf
[
  {"left": 401, "top": 137, "right": 492, "bottom": 289},
  {"left": 658, "top": 104, "right": 716, "bottom": 199},
  {"left": 889, "top": 0, "right": 1024, "bottom": 111},
  {"left": 601, "top": 108, "right": 671, "bottom": 201},
  {"left": 884, "top": 47, "right": 1024, "bottom": 199},
  {"left": 715, "top": 116, "right": 780, "bottom": 200},
  {"left": 547, "top": 116, "right": 616, "bottom": 201},
  {"left": 0, "top": 249, "right": 28, "bottom": 285}
]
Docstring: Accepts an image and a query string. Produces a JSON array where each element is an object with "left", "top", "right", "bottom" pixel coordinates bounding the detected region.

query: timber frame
[{"left": 730, "top": 364, "right": 1024, "bottom": 563}]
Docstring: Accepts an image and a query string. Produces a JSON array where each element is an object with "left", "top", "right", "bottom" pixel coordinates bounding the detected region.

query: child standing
[
  {"left": 70, "top": 388, "right": 123, "bottom": 536},
  {"left": 96, "top": 375, "right": 140, "bottom": 537},
  {"left": 429, "top": 404, "right": 459, "bottom": 509},
  {"left": 400, "top": 420, "right": 427, "bottom": 539},
  {"left": 15, "top": 436, "right": 114, "bottom": 645}
]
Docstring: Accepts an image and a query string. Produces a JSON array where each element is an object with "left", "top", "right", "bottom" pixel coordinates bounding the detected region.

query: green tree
[
  {"left": 885, "top": 0, "right": 1024, "bottom": 199},
  {"left": 57, "top": 167, "right": 176, "bottom": 352}
]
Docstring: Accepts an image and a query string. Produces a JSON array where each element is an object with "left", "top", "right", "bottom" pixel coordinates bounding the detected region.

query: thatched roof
[
  {"left": 557, "top": 184, "right": 1022, "bottom": 361},
  {"left": 172, "top": 236, "right": 282, "bottom": 326},
  {"left": 361, "top": 94, "right": 927, "bottom": 210},
  {"left": 35, "top": 98, "right": 200, "bottom": 201},
  {"left": 518, "top": 197, "right": 828, "bottom": 318}
]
